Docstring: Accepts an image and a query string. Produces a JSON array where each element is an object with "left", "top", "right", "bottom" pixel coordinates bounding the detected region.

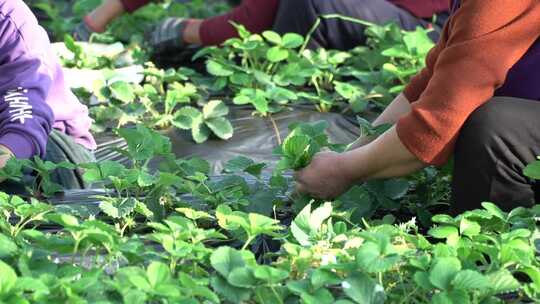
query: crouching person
[{"left": 0, "top": 0, "right": 96, "bottom": 191}]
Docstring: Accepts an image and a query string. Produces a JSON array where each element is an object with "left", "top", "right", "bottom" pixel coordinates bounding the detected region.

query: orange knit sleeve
[{"left": 396, "top": 0, "right": 540, "bottom": 166}]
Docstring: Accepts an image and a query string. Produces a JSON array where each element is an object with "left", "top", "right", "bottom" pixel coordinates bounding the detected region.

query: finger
[
  {"left": 294, "top": 169, "right": 306, "bottom": 184},
  {"left": 295, "top": 182, "right": 307, "bottom": 195}
]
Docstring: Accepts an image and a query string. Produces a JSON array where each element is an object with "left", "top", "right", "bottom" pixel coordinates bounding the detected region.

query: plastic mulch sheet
[{"left": 94, "top": 105, "right": 362, "bottom": 175}]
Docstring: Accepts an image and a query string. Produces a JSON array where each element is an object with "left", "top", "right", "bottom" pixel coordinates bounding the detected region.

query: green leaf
[
  {"left": 192, "top": 121, "right": 212, "bottom": 143},
  {"left": 223, "top": 156, "right": 266, "bottom": 178},
  {"left": 302, "top": 288, "right": 335, "bottom": 304},
  {"left": 0, "top": 234, "right": 18, "bottom": 258},
  {"left": 432, "top": 214, "right": 455, "bottom": 225},
  {"left": 481, "top": 202, "right": 506, "bottom": 220},
  {"left": 350, "top": 97, "right": 368, "bottom": 113},
  {"left": 267, "top": 47, "right": 289, "bottom": 62},
  {"left": 282, "top": 134, "right": 318, "bottom": 169},
  {"left": 262, "top": 31, "right": 282, "bottom": 45},
  {"left": 451, "top": 270, "right": 490, "bottom": 290},
  {"left": 290, "top": 203, "right": 313, "bottom": 246},
  {"left": 173, "top": 106, "right": 202, "bottom": 130},
  {"left": 311, "top": 269, "right": 341, "bottom": 289},
  {"left": 178, "top": 273, "right": 220, "bottom": 303},
  {"left": 429, "top": 257, "right": 462, "bottom": 290},
  {"left": 147, "top": 261, "right": 171, "bottom": 287},
  {"left": 524, "top": 160, "right": 540, "bottom": 180},
  {"left": 210, "top": 275, "right": 251, "bottom": 303},
  {"left": 432, "top": 290, "right": 469, "bottom": 304},
  {"left": 486, "top": 269, "right": 521, "bottom": 294},
  {"left": 334, "top": 81, "right": 360, "bottom": 99},
  {"left": 116, "top": 125, "right": 171, "bottom": 160},
  {"left": 282, "top": 33, "right": 304, "bottom": 49},
  {"left": 203, "top": 100, "right": 229, "bottom": 119},
  {"left": 0, "top": 260, "right": 17, "bottom": 295},
  {"left": 267, "top": 87, "right": 298, "bottom": 102},
  {"left": 46, "top": 213, "right": 79, "bottom": 227},
  {"left": 205, "top": 117, "right": 234, "bottom": 140},
  {"left": 252, "top": 95, "right": 269, "bottom": 114},
  {"left": 134, "top": 201, "right": 153, "bottom": 219},
  {"left": 381, "top": 45, "right": 410, "bottom": 58},
  {"left": 81, "top": 160, "right": 126, "bottom": 183},
  {"left": 175, "top": 208, "right": 213, "bottom": 220},
  {"left": 342, "top": 272, "right": 386, "bottom": 304},
  {"left": 99, "top": 197, "right": 136, "bottom": 219},
  {"left": 413, "top": 271, "right": 433, "bottom": 290},
  {"left": 207, "top": 60, "right": 234, "bottom": 76},
  {"left": 210, "top": 246, "right": 246, "bottom": 278},
  {"left": 403, "top": 29, "right": 434, "bottom": 55},
  {"left": 459, "top": 218, "right": 481, "bottom": 237},
  {"left": 356, "top": 242, "right": 400, "bottom": 273},
  {"left": 309, "top": 202, "right": 333, "bottom": 232},
  {"left": 253, "top": 265, "right": 289, "bottom": 284},
  {"left": 228, "top": 267, "right": 257, "bottom": 288},
  {"left": 230, "top": 73, "right": 252, "bottom": 86},
  {"left": 110, "top": 81, "right": 135, "bottom": 103},
  {"left": 248, "top": 213, "right": 281, "bottom": 237},
  {"left": 233, "top": 95, "right": 251, "bottom": 105},
  {"left": 291, "top": 202, "right": 332, "bottom": 246},
  {"left": 64, "top": 34, "right": 82, "bottom": 56},
  {"left": 429, "top": 226, "right": 459, "bottom": 239}
]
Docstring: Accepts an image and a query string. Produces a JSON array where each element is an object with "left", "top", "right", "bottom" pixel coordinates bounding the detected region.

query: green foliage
[
  {"left": 524, "top": 158, "right": 540, "bottom": 179},
  {"left": 275, "top": 121, "right": 332, "bottom": 172},
  {"left": 0, "top": 178, "right": 538, "bottom": 303},
  {"left": 173, "top": 100, "right": 234, "bottom": 143},
  {"left": 23, "top": 4, "right": 540, "bottom": 303}
]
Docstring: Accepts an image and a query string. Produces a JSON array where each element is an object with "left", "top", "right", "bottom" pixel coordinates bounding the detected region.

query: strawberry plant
[
  {"left": 61, "top": 34, "right": 117, "bottom": 69},
  {"left": 15, "top": 4, "right": 540, "bottom": 303},
  {"left": 173, "top": 100, "right": 234, "bottom": 143}
]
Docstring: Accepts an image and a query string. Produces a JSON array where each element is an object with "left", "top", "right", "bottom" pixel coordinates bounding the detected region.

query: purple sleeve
[
  {"left": 121, "top": 0, "right": 153, "bottom": 13},
  {"left": 0, "top": 5, "right": 54, "bottom": 159}
]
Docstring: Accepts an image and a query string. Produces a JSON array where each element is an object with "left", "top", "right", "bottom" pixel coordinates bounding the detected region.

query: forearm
[
  {"left": 199, "top": 0, "right": 279, "bottom": 45},
  {"left": 86, "top": 0, "right": 126, "bottom": 32},
  {"left": 349, "top": 93, "right": 411, "bottom": 150},
  {"left": 183, "top": 19, "right": 203, "bottom": 44},
  {"left": 341, "top": 126, "right": 426, "bottom": 182},
  {"left": 372, "top": 93, "right": 411, "bottom": 126}
]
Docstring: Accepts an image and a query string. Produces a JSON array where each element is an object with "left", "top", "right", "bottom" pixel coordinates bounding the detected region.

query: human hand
[
  {"left": 0, "top": 145, "right": 14, "bottom": 183},
  {"left": 295, "top": 151, "right": 354, "bottom": 200},
  {"left": 149, "top": 17, "right": 188, "bottom": 54}
]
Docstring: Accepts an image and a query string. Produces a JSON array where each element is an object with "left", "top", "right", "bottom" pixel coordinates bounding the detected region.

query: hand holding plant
[
  {"left": 295, "top": 151, "right": 354, "bottom": 200},
  {"left": 0, "top": 144, "right": 13, "bottom": 169}
]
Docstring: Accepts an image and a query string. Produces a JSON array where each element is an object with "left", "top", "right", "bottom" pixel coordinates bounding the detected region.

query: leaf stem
[
  {"left": 241, "top": 235, "right": 255, "bottom": 251},
  {"left": 268, "top": 114, "right": 282, "bottom": 145}
]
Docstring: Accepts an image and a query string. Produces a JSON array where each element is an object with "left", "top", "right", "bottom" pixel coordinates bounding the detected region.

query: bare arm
[
  {"left": 295, "top": 125, "right": 425, "bottom": 200},
  {"left": 86, "top": 0, "right": 125, "bottom": 32},
  {"left": 348, "top": 93, "right": 411, "bottom": 150},
  {"left": 342, "top": 126, "right": 424, "bottom": 182}
]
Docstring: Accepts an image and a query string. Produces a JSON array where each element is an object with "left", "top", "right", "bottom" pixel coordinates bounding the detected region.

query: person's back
[
  {"left": 0, "top": 0, "right": 95, "bottom": 159},
  {"left": 0, "top": 0, "right": 96, "bottom": 190}
]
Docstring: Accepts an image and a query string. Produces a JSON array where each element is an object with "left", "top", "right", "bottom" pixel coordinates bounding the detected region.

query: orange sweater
[{"left": 397, "top": 0, "right": 540, "bottom": 166}]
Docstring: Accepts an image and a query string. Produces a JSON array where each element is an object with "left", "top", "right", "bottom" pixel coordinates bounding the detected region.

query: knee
[{"left": 455, "top": 98, "right": 509, "bottom": 155}]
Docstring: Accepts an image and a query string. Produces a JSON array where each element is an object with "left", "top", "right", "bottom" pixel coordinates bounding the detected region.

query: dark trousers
[
  {"left": 0, "top": 130, "right": 95, "bottom": 195},
  {"left": 272, "top": 0, "right": 447, "bottom": 50},
  {"left": 451, "top": 97, "right": 540, "bottom": 214}
]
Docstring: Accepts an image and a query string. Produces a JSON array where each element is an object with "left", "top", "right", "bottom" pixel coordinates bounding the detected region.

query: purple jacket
[
  {"left": 0, "top": 0, "right": 96, "bottom": 159},
  {"left": 451, "top": 0, "right": 540, "bottom": 100}
]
